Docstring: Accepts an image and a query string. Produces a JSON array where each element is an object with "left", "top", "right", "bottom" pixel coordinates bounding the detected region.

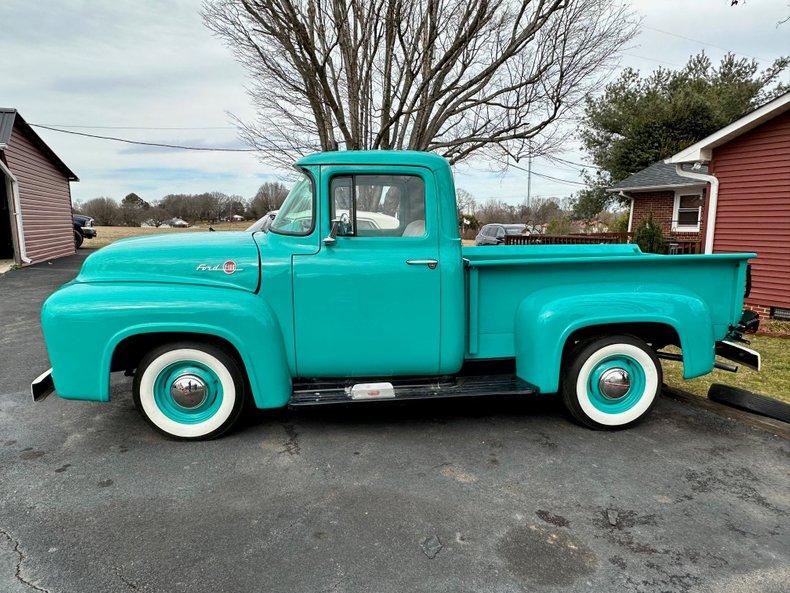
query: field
[
  {"left": 84, "top": 222, "right": 250, "bottom": 249},
  {"left": 83, "top": 225, "right": 788, "bottom": 404}
]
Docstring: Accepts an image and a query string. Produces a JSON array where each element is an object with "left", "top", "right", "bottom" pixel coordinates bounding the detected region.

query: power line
[
  {"left": 530, "top": 170, "right": 586, "bottom": 186},
  {"left": 642, "top": 25, "right": 770, "bottom": 62},
  {"left": 622, "top": 52, "right": 686, "bottom": 68},
  {"left": 30, "top": 124, "right": 261, "bottom": 152},
  {"left": 545, "top": 155, "right": 603, "bottom": 171},
  {"left": 33, "top": 123, "right": 237, "bottom": 130},
  {"left": 509, "top": 161, "right": 586, "bottom": 186}
]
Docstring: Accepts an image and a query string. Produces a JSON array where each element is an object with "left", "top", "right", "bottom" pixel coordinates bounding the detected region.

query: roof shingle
[{"left": 609, "top": 161, "right": 706, "bottom": 191}]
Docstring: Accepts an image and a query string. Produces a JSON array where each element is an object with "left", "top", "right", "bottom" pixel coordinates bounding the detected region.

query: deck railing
[{"left": 504, "top": 232, "right": 701, "bottom": 254}]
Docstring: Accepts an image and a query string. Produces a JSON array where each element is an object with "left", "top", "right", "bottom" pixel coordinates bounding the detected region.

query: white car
[
  {"left": 246, "top": 210, "right": 279, "bottom": 233},
  {"left": 247, "top": 209, "right": 399, "bottom": 233}
]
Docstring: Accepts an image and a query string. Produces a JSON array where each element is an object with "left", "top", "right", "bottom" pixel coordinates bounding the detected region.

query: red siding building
[
  {"left": 667, "top": 92, "right": 790, "bottom": 319},
  {"left": 0, "top": 108, "right": 79, "bottom": 266}
]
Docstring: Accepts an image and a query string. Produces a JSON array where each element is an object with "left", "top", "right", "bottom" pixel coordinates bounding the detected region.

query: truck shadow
[{"left": 243, "top": 393, "right": 567, "bottom": 432}]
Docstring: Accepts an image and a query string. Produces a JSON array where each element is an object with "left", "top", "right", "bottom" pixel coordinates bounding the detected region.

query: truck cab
[
  {"left": 35, "top": 151, "right": 759, "bottom": 440},
  {"left": 268, "top": 151, "right": 465, "bottom": 379}
]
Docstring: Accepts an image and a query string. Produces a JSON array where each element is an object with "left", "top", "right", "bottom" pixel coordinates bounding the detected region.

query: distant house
[
  {"left": 0, "top": 108, "right": 79, "bottom": 265},
  {"left": 607, "top": 161, "right": 707, "bottom": 248},
  {"left": 610, "top": 92, "right": 789, "bottom": 320},
  {"left": 166, "top": 217, "right": 189, "bottom": 228},
  {"left": 571, "top": 218, "right": 610, "bottom": 234}
]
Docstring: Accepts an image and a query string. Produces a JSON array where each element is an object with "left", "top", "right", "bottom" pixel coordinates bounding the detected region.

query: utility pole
[{"left": 526, "top": 151, "right": 532, "bottom": 211}]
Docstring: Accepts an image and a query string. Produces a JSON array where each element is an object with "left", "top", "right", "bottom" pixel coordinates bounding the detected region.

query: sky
[{"left": 1, "top": 0, "right": 788, "bottom": 206}]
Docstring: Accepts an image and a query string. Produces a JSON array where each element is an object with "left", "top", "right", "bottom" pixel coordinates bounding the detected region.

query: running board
[{"left": 289, "top": 373, "right": 537, "bottom": 407}]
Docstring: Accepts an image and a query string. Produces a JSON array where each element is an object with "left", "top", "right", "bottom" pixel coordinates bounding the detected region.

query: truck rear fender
[{"left": 513, "top": 288, "right": 714, "bottom": 393}]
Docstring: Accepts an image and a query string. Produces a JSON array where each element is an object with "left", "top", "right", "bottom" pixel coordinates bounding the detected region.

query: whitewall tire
[
  {"left": 133, "top": 342, "right": 246, "bottom": 440},
  {"left": 561, "top": 335, "right": 662, "bottom": 429}
]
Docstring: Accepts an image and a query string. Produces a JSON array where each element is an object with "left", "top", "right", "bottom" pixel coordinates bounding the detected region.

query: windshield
[{"left": 270, "top": 173, "right": 314, "bottom": 235}]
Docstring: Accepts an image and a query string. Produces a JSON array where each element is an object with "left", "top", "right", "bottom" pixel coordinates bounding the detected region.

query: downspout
[
  {"left": 619, "top": 191, "right": 634, "bottom": 232},
  {"left": 674, "top": 164, "right": 718, "bottom": 254},
  {"left": 0, "top": 157, "right": 31, "bottom": 264}
]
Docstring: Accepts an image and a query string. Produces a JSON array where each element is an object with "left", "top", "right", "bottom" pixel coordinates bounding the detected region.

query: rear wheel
[
  {"left": 73, "top": 230, "right": 83, "bottom": 249},
  {"left": 133, "top": 342, "right": 246, "bottom": 440},
  {"left": 561, "top": 335, "right": 661, "bottom": 429}
]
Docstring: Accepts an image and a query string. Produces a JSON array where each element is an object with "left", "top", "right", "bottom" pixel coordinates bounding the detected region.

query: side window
[
  {"left": 330, "top": 174, "right": 425, "bottom": 237},
  {"left": 496, "top": 226, "right": 505, "bottom": 239}
]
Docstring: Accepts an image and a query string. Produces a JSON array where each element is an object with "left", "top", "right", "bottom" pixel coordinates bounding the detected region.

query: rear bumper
[
  {"left": 31, "top": 368, "right": 55, "bottom": 401},
  {"left": 715, "top": 341, "right": 761, "bottom": 372}
]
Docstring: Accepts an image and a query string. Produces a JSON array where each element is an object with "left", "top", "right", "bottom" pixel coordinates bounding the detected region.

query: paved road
[{"left": 0, "top": 253, "right": 788, "bottom": 593}]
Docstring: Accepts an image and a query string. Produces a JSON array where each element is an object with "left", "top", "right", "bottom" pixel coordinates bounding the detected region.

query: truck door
[{"left": 292, "top": 166, "right": 441, "bottom": 377}]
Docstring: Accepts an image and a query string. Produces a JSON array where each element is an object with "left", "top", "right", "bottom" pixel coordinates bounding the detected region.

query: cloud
[{"left": 1, "top": 0, "right": 786, "bottom": 204}]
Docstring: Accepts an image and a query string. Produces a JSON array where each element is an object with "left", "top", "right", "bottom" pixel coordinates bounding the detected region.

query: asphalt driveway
[{"left": 0, "top": 253, "right": 788, "bottom": 593}]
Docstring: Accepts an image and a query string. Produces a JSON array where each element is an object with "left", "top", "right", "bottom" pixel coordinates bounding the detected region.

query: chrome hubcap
[
  {"left": 598, "top": 368, "right": 630, "bottom": 399},
  {"left": 170, "top": 374, "right": 207, "bottom": 409}
]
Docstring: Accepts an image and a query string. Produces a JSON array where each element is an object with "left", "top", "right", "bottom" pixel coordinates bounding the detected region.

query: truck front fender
[
  {"left": 42, "top": 282, "right": 291, "bottom": 408},
  {"left": 513, "top": 285, "right": 714, "bottom": 393}
]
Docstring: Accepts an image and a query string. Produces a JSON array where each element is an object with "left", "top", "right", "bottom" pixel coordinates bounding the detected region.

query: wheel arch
[
  {"left": 560, "top": 322, "right": 680, "bottom": 365},
  {"left": 514, "top": 289, "right": 715, "bottom": 393},
  {"left": 104, "top": 323, "right": 291, "bottom": 409}
]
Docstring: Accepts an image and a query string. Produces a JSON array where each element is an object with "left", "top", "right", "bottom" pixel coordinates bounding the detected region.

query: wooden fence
[{"left": 504, "top": 233, "right": 701, "bottom": 254}]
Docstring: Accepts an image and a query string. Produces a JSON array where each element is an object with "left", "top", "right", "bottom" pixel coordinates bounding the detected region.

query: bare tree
[
  {"left": 203, "top": 0, "right": 636, "bottom": 167},
  {"left": 456, "top": 188, "right": 477, "bottom": 216},
  {"left": 249, "top": 181, "right": 289, "bottom": 217}
]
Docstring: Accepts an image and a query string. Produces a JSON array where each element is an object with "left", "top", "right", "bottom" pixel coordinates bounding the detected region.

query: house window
[{"left": 672, "top": 191, "right": 703, "bottom": 232}]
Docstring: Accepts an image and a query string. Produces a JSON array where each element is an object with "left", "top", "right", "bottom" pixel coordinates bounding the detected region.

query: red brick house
[
  {"left": 608, "top": 161, "right": 707, "bottom": 252},
  {"left": 0, "top": 108, "right": 79, "bottom": 266}
]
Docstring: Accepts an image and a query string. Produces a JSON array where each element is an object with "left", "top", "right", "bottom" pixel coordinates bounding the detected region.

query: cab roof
[{"left": 296, "top": 150, "right": 449, "bottom": 171}]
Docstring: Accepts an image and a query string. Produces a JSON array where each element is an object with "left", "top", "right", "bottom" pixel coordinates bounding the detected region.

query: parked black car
[
  {"left": 474, "top": 223, "right": 526, "bottom": 245},
  {"left": 73, "top": 214, "right": 97, "bottom": 248}
]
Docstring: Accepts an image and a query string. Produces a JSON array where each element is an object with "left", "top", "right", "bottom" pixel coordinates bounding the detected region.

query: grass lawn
[
  {"left": 83, "top": 222, "right": 251, "bottom": 249},
  {"left": 662, "top": 334, "right": 790, "bottom": 404}
]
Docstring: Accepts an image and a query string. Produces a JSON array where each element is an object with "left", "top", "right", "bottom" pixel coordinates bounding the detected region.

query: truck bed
[{"left": 462, "top": 244, "right": 751, "bottom": 361}]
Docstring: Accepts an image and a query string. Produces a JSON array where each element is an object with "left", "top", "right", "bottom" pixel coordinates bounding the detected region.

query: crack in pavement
[
  {"left": 114, "top": 567, "right": 138, "bottom": 590},
  {"left": 0, "top": 527, "right": 52, "bottom": 593}
]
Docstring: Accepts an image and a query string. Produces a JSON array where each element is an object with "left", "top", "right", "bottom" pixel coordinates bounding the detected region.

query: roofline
[
  {"left": 0, "top": 109, "right": 79, "bottom": 181},
  {"left": 665, "top": 91, "right": 790, "bottom": 164},
  {"left": 606, "top": 182, "right": 707, "bottom": 193}
]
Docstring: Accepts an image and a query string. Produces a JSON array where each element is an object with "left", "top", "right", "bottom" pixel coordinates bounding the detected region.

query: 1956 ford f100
[{"left": 33, "top": 151, "right": 760, "bottom": 439}]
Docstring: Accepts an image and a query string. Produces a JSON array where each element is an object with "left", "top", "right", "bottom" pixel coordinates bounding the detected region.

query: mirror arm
[{"left": 323, "top": 219, "right": 340, "bottom": 246}]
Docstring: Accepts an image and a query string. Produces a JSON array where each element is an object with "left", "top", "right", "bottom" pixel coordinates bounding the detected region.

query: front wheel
[
  {"left": 73, "top": 230, "right": 83, "bottom": 249},
  {"left": 133, "top": 342, "right": 246, "bottom": 440},
  {"left": 561, "top": 335, "right": 662, "bottom": 429}
]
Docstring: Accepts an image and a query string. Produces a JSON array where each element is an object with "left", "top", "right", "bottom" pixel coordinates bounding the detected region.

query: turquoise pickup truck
[{"left": 33, "top": 151, "right": 760, "bottom": 439}]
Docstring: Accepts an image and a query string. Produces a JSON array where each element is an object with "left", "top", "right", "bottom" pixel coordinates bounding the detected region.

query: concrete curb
[{"left": 663, "top": 385, "right": 790, "bottom": 439}]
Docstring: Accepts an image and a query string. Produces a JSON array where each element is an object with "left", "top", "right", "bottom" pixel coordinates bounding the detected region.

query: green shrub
[{"left": 634, "top": 213, "right": 666, "bottom": 254}]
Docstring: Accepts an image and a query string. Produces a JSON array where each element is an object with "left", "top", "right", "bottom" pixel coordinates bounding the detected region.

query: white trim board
[{"left": 606, "top": 182, "right": 704, "bottom": 193}]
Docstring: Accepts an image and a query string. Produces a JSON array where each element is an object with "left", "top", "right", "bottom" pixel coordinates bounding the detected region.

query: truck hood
[{"left": 75, "top": 232, "right": 260, "bottom": 292}]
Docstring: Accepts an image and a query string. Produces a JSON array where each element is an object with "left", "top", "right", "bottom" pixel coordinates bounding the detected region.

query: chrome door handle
[{"left": 406, "top": 259, "right": 438, "bottom": 269}]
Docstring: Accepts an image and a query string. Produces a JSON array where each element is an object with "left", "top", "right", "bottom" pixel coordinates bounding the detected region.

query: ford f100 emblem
[{"left": 196, "top": 260, "right": 241, "bottom": 274}]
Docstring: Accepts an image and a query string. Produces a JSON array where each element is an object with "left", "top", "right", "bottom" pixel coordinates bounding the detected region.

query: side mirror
[{"left": 323, "top": 219, "right": 341, "bottom": 246}]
